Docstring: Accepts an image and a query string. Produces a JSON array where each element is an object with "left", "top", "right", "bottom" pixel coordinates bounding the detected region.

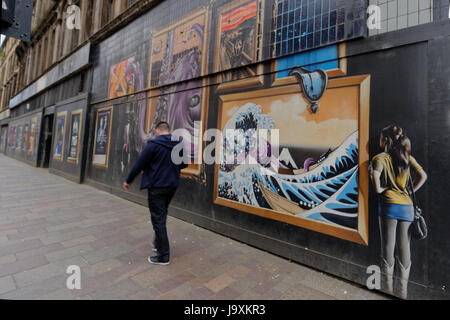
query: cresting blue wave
[{"left": 217, "top": 103, "right": 360, "bottom": 230}]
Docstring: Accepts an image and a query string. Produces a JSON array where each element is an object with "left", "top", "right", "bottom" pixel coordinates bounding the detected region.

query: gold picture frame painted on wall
[
  {"left": 92, "top": 106, "right": 113, "bottom": 168},
  {"left": 214, "top": 74, "right": 370, "bottom": 245},
  {"left": 53, "top": 111, "right": 67, "bottom": 161},
  {"left": 27, "top": 117, "right": 37, "bottom": 156},
  {"left": 271, "top": 43, "right": 347, "bottom": 87},
  {"left": 67, "top": 110, "right": 83, "bottom": 164},
  {"left": 146, "top": 9, "right": 210, "bottom": 181},
  {"left": 213, "top": 0, "right": 265, "bottom": 92}
]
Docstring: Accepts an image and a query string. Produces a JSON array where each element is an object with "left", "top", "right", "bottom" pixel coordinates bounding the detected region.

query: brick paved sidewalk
[{"left": 0, "top": 154, "right": 389, "bottom": 300}]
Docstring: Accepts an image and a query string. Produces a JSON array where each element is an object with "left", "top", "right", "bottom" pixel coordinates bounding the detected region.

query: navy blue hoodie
[{"left": 125, "top": 134, "right": 188, "bottom": 190}]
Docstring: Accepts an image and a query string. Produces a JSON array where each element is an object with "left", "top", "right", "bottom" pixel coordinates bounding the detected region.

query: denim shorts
[{"left": 378, "top": 202, "right": 414, "bottom": 222}]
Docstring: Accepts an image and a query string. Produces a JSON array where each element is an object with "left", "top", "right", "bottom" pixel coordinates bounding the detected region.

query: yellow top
[{"left": 371, "top": 153, "right": 423, "bottom": 205}]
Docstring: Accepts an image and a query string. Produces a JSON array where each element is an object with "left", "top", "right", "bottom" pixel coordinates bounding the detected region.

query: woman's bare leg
[
  {"left": 396, "top": 220, "right": 412, "bottom": 299},
  {"left": 379, "top": 216, "right": 397, "bottom": 293},
  {"left": 379, "top": 216, "right": 397, "bottom": 265}
]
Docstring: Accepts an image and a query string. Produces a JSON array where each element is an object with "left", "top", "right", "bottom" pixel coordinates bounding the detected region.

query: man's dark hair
[{"left": 155, "top": 121, "right": 170, "bottom": 132}]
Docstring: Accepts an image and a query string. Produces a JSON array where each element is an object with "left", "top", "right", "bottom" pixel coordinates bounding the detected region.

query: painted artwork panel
[
  {"left": 16, "top": 125, "right": 23, "bottom": 151},
  {"left": 69, "top": 112, "right": 82, "bottom": 160},
  {"left": 106, "top": 54, "right": 146, "bottom": 173},
  {"left": 215, "top": 76, "right": 370, "bottom": 243},
  {"left": 147, "top": 10, "right": 208, "bottom": 176},
  {"left": 28, "top": 118, "right": 37, "bottom": 156},
  {"left": 109, "top": 56, "right": 136, "bottom": 99},
  {"left": 54, "top": 114, "right": 66, "bottom": 160},
  {"left": 22, "top": 123, "right": 29, "bottom": 152},
  {"left": 214, "top": 0, "right": 264, "bottom": 87},
  {"left": 271, "top": 0, "right": 366, "bottom": 57},
  {"left": 216, "top": 0, "right": 259, "bottom": 70},
  {"left": 93, "top": 107, "right": 113, "bottom": 167}
]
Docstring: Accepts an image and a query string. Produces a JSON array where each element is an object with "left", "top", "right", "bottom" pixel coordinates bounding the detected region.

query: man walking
[{"left": 123, "top": 121, "right": 187, "bottom": 265}]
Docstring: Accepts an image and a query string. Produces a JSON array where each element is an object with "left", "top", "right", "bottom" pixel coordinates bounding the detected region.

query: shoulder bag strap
[{"left": 408, "top": 173, "right": 419, "bottom": 209}]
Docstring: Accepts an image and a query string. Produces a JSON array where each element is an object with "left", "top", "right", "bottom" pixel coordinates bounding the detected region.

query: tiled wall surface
[{"left": 368, "top": 0, "right": 434, "bottom": 35}]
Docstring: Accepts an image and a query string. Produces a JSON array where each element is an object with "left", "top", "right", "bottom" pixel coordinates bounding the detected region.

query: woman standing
[{"left": 371, "top": 125, "right": 427, "bottom": 299}]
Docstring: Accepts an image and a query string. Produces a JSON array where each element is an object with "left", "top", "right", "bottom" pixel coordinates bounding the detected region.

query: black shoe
[{"left": 148, "top": 255, "right": 170, "bottom": 265}]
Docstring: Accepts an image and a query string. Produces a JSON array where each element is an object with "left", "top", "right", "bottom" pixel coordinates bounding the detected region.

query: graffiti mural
[
  {"left": 214, "top": 75, "right": 370, "bottom": 244},
  {"left": 22, "top": 123, "right": 29, "bottom": 152},
  {"left": 370, "top": 125, "right": 428, "bottom": 299},
  {"left": 146, "top": 9, "right": 209, "bottom": 177},
  {"left": 213, "top": 0, "right": 264, "bottom": 91},
  {"left": 28, "top": 118, "right": 36, "bottom": 156},
  {"left": 16, "top": 125, "right": 23, "bottom": 151},
  {"left": 107, "top": 56, "right": 146, "bottom": 173},
  {"left": 93, "top": 106, "right": 113, "bottom": 167},
  {"left": 8, "top": 126, "right": 15, "bottom": 149}
]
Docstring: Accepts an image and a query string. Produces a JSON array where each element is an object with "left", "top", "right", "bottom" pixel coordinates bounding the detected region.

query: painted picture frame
[
  {"left": 213, "top": 0, "right": 265, "bottom": 92},
  {"left": 92, "top": 106, "right": 113, "bottom": 168},
  {"left": 271, "top": 43, "right": 347, "bottom": 87},
  {"left": 214, "top": 75, "right": 370, "bottom": 245},
  {"left": 146, "top": 9, "right": 209, "bottom": 180},
  {"left": 53, "top": 112, "right": 67, "bottom": 161},
  {"left": 67, "top": 110, "right": 83, "bottom": 163}
]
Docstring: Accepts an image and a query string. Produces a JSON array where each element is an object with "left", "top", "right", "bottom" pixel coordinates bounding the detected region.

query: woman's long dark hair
[
  {"left": 380, "top": 125, "right": 403, "bottom": 152},
  {"left": 389, "top": 134, "right": 411, "bottom": 174}
]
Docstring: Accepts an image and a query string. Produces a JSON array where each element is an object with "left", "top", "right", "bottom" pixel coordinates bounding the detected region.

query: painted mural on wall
[
  {"left": 68, "top": 110, "right": 82, "bottom": 162},
  {"left": 85, "top": 0, "right": 445, "bottom": 299},
  {"left": 370, "top": 125, "right": 428, "bottom": 299},
  {"left": 53, "top": 112, "right": 66, "bottom": 161},
  {"left": 145, "top": 9, "right": 209, "bottom": 177},
  {"left": 8, "top": 126, "right": 15, "bottom": 149},
  {"left": 6, "top": 114, "right": 42, "bottom": 162},
  {"left": 16, "top": 125, "right": 23, "bottom": 151},
  {"left": 27, "top": 118, "right": 37, "bottom": 156},
  {"left": 93, "top": 106, "right": 113, "bottom": 167},
  {"left": 214, "top": 75, "right": 370, "bottom": 244},
  {"left": 214, "top": 0, "right": 264, "bottom": 88},
  {"left": 22, "top": 124, "right": 29, "bottom": 152},
  {"left": 107, "top": 56, "right": 146, "bottom": 173}
]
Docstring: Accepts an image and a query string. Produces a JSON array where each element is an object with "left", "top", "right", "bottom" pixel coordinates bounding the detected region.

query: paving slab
[{"left": 0, "top": 154, "right": 390, "bottom": 300}]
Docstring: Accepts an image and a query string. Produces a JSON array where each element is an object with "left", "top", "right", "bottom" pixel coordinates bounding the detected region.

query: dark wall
[
  {"left": 427, "top": 33, "right": 450, "bottom": 297},
  {"left": 10, "top": 71, "right": 90, "bottom": 119}
]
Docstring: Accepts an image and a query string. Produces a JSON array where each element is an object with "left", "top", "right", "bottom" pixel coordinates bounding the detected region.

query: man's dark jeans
[{"left": 148, "top": 186, "right": 177, "bottom": 258}]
